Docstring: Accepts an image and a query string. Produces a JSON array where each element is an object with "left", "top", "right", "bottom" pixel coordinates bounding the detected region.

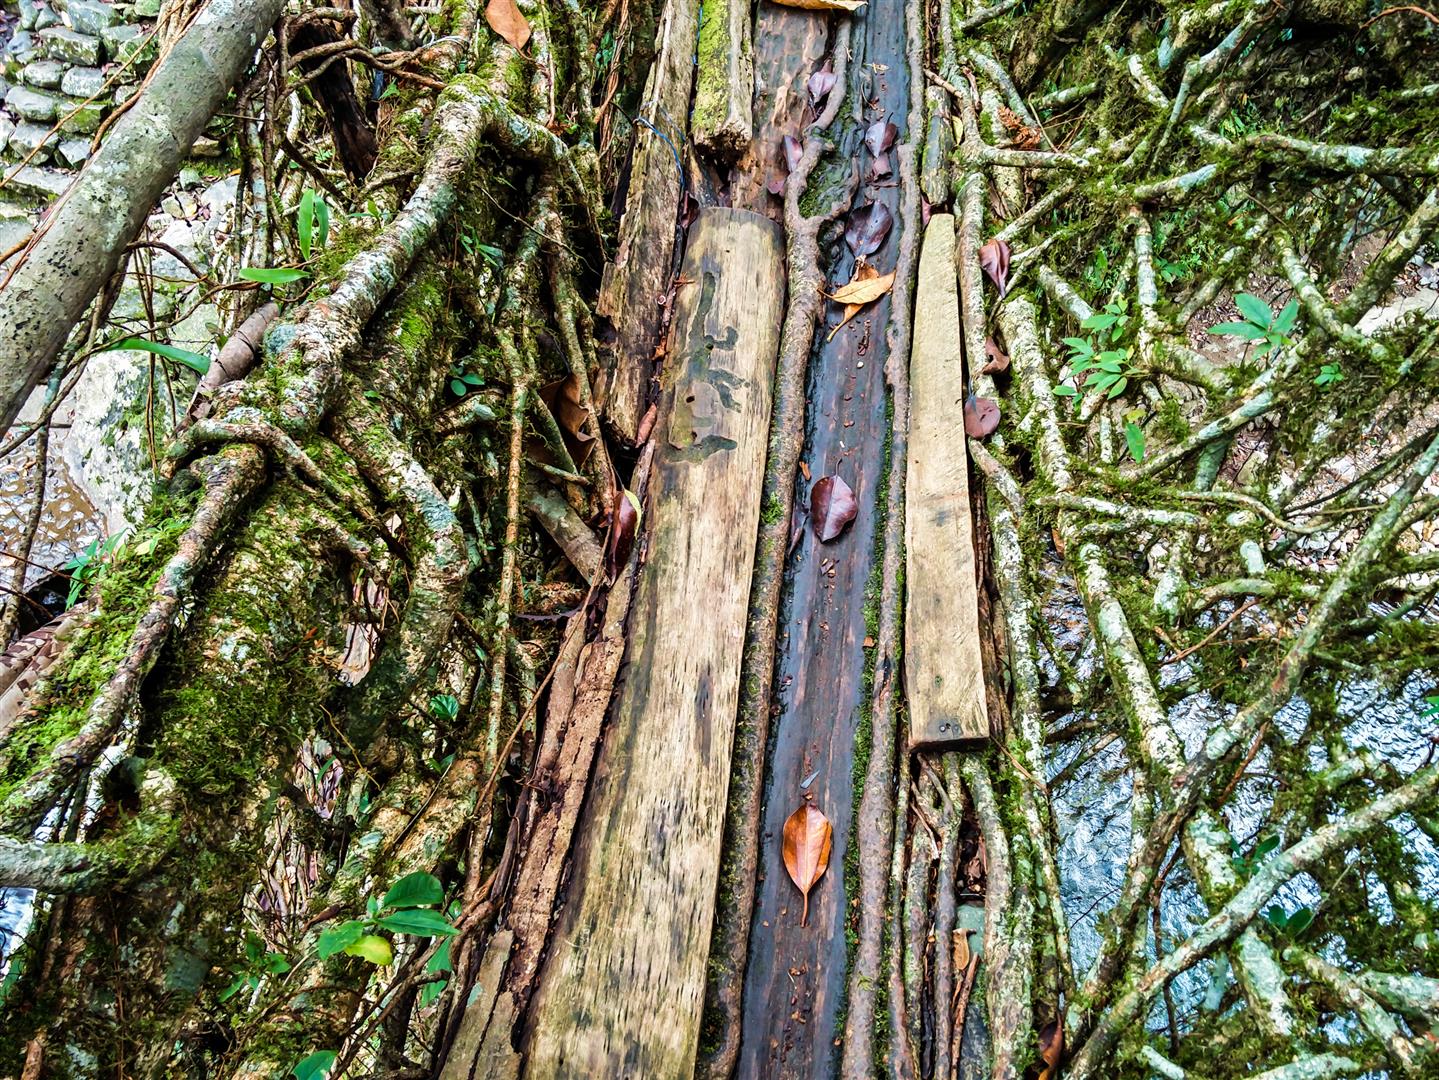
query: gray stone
[
  {"left": 37, "top": 27, "right": 104, "bottom": 66},
  {"left": 178, "top": 166, "right": 201, "bottom": 189},
  {"left": 7, "top": 122, "right": 59, "bottom": 162},
  {"left": 55, "top": 137, "right": 90, "bottom": 167},
  {"left": 4, "top": 32, "right": 38, "bottom": 73},
  {"left": 33, "top": 4, "right": 60, "bottom": 31},
  {"left": 5, "top": 84, "right": 64, "bottom": 122},
  {"left": 131, "top": 0, "right": 161, "bottom": 15},
  {"left": 190, "top": 134, "right": 222, "bottom": 158},
  {"left": 64, "top": 0, "right": 117, "bottom": 36},
  {"left": 101, "top": 23, "right": 153, "bottom": 67},
  {"left": 0, "top": 116, "right": 15, "bottom": 152},
  {"left": 6, "top": 166, "right": 71, "bottom": 200},
  {"left": 60, "top": 65, "right": 106, "bottom": 99},
  {"left": 18, "top": 0, "right": 43, "bottom": 31},
  {"left": 113, "top": 82, "right": 139, "bottom": 105},
  {"left": 0, "top": 216, "right": 34, "bottom": 252},
  {"left": 58, "top": 100, "right": 105, "bottom": 134},
  {"left": 21, "top": 60, "right": 67, "bottom": 89}
]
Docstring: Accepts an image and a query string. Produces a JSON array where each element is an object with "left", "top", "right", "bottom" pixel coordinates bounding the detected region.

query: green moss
[{"left": 691, "top": 0, "right": 733, "bottom": 135}]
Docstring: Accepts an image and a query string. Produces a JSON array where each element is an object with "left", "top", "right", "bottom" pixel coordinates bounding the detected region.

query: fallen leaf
[
  {"left": 953, "top": 928, "right": 972, "bottom": 972},
  {"left": 811, "top": 474, "right": 858, "bottom": 542},
  {"left": 799, "top": 460, "right": 811, "bottom": 481},
  {"left": 540, "top": 375, "right": 597, "bottom": 465},
  {"left": 827, "top": 264, "right": 882, "bottom": 340},
  {"left": 981, "top": 336, "right": 1010, "bottom": 374},
  {"left": 1038, "top": 1021, "right": 1063, "bottom": 1080},
  {"left": 774, "top": 0, "right": 867, "bottom": 10},
  {"left": 782, "top": 803, "right": 833, "bottom": 926},
  {"left": 864, "top": 119, "right": 897, "bottom": 157},
  {"left": 605, "top": 487, "right": 642, "bottom": 579},
  {"left": 807, "top": 67, "right": 837, "bottom": 109},
  {"left": 845, "top": 202, "right": 894, "bottom": 259},
  {"left": 870, "top": 154, "right": 891, "bottom": 179},
  {"left": 485, "top": 0, "right": 531, "bottom": 51},
  {"left": 979, "top": 237, "right": 1011, "bottom": 297},
  {"left": 784, "top": 134, "right": 804, "bottom": 172},
  {"left": 963, "top": 395, "right": 1000, "bottom": 438},
  {"left": 830, "top": 269, "right": 895, "bottom": 306}
]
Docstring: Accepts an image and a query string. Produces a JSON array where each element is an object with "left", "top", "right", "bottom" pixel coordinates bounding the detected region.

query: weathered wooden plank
[
  {"left": 692, "top": 0, "right": 755, "bottom": 160},
  {"left": 524, "top": 206, "right": 785, "bottom": 1078},
  {"left": 904, "top": 214, "right": 988, "bottom": 746},
  {"left": 595, "top": 0, "right": 702, "bottom": 443}
]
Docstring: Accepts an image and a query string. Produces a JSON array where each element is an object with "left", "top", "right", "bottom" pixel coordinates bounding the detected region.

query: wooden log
[
  {"left": 692, "top": 0, "right": 755, "bottom": 160},
  {"left": 595, "top": 0, "right": 702, "bottom": 443},
  {"left": 904, "top": 214, "right": 988, "bottom": 745},
  {"left": 524, "top": 206, "right": 784, "bottom": 1077}
]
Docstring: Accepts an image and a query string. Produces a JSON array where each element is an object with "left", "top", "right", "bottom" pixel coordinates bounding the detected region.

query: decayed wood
[
  {"left": 692, "top": 0, "right": 755, "bottom": 160},
  {"left": 594, "top": 0, "right": 702, "bottom": 443},
  {"left": 904, "top": 214, "right": 988, "bottom": 745},
  {"left": 525, "top": 206, "right": 784, "bottom": 1077}
]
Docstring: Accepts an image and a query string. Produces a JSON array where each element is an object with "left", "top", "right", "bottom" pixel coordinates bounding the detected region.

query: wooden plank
[
  {"left": 594, "top": 0, "right": 702, "bottom": 443},
  {"left": 904, "top": 214, "right": 988, "bottom": 746},
  {"left": 692, "top": 0, "right": 754, "bottom": 160},
  {"left": 524, "top": 206, "right": 785, "bottom": 1077}
]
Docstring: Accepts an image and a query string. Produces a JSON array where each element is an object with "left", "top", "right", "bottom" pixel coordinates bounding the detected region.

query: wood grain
[
  {"left": 594, "top": 0, "right": 701, "bottom": 443},
  {"left": 524, "top": 207, "right": 784, "bottom": 1078},
  {"left": 904, "top": 214, "right": 988, "bottom": 745}
]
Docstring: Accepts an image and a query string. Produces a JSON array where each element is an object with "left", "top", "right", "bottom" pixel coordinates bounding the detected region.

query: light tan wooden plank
[
  {"left": 525, "top": 206, "right": 785, "bottom": 1077},
  {"left": 905, "top": 214, "right": 988, "bottom": 746}
]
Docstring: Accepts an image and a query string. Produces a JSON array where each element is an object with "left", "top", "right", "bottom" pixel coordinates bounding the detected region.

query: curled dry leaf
[
  {"left": 981, "top": 336, "right": 1010, "bottom": 374},
  {"left": 810, "top": 474, "right": 858, "bottom": 542},
  {"left": 782, "top": 802, "right": 834, "bottom": 926},
  {"left": 829, "top": 269, "right": 896, "bottom": 306},
  {"left": 963, "top": 394, "right": 1001, "bottom": 438},
  {"left": 828, "top": 264, "right": 882, "bottom": 341},
  {"left": 1037, "top": 1021, "right": 1063, "bottom": 1080},
  {"left": 864, "top": 119, "right": 898, "bottom": 157},
  {"left": 845, "top": 201, "right": 894, "bottom": 259},
  {"left": 605, "top": 487, "right": 642, "bottom": 579},
  {"left": 979, "top": 237, "right": 1011, "bottom": 298},
  {"left": 485, "top": 0, "right": 532, "bottom": 51},
  {"left": 807, "top": 67, "right": 837, "bottom": 109},
  {"left": 769, "top": 135, "right": 806, "bottom": 195}
]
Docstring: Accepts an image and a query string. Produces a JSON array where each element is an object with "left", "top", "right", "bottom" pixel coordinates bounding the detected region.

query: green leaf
[
  {"left": 1081, "top": 313, "right": 1118, "bottom": 331},
  {"left": 315, "top": 194, "right": 330, "bottom": 249},
  {"left": 1062, "top": 336, "right": 1093, "bottom": 355},
  {"left": 1106, "top": 376, "right": 1128, "bottom": 398},
  {"left": 378, "top": 909, "right": 457, "bottom": 937},
  {"left": 1234, "top": 292, "right": 1274, "bottom": 327},
  {"left": 239, "top": 267, "right": 309, "bottom": 285},
  {"left": 450, "top": 378, "right": 468, "bottom": 396},
  {"left": 291, "top": 1051, "right": 337, "bottom": 1080},
  {"left": 419, "top": 939, "right": 453, "bottom": 1008},
  {"left": 104, "top": 337, "right": 211, "bottom": 375},
  {"left": 383, "top": 871, "right": 445, "bottom": 910},
  {"left": 1085, "top": 371, "right": 1119, "bottom": 389},
  {"left": 1097, "top": 358, "right": 1124, "bottom": 374},
  {"left": 218, "top": 974, "right": 251, "bottom": 1002},
  {"left": 1264, "top": 905, "right": 1288, "bottom": 929},
  {"left": 1272, "top": 298, "right": 1299, "bottom": 335},
  {"left": 1124, "top": 420, "right": 1145, "bottom": 463},
  {"left": 461, "top": 372, "right": 483, "bottom": 386},
  {"left": 1286, "top": 907, "right": 1313, "bottom": 935},
  {"left": 298, "top": 189, "right": 315, "bottom": 260},
  {"left": 316, "top": 920, "right": 365, "bottom": 960},
  {"left": 1208, "top": 321, "right": 1267, "bottom": 340},
  {"left": 1255, "top": 835, "right": 1281, "bottom": 857},
  {"left": 1253, "top": 339, "right": 1273, "bottom": 358},
  {"left": 344, "top": 933, "right": 394, "bottom": 966},
  {"left": 1070, "top": 357, "right": 1094, "bottom": 374},
  {"left": 1053, "top": 385, "right": 1077, "bottom": 397}
]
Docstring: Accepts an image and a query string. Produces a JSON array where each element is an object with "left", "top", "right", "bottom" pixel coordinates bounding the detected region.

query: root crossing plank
[
  {"left": 904, "top": 214, "right": 988, "bottom": 745},
  {"left": 524, "top": 207, "right": 785, "bottom": 1078}
]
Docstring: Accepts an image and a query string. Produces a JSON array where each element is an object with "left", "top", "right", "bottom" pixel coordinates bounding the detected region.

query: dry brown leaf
[
  {"left": 1037, "top": 1021, "right": 1063, "bottom": 1080},
  {"left": 981, "top": 336, "right": 1010, "bottom": 374},
  {"left": 827, "top": 264, "right": 881, "bottom": 341},
  {"left": 782, "top": 803, "right": 833, "bottom": 926},
  {"left": 953, "top": 927, "right": 972, "bottom": 972},
  {"left": 830, "top": 269, "right": 895, "bottom": 306},
  {"left": 771, "top": 0, "right": 867, "bottom": 10},
  {"left": 979, "top": 237, "right": 1011, "bottom": 297},
  {"left": 485, "top": 0, "right": 532, "bottom": 51}
]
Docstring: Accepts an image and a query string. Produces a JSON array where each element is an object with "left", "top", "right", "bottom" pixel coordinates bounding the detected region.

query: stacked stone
[{"left": 0, "top": 0, "right": 161, "bottom": 246}]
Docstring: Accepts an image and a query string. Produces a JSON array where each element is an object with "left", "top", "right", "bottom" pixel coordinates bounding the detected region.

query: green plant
[
  {"left": 291, "top": 1050, "right": 336, "bottom": 1080},
  {"left": 1209, "top": 292, "right": 1298, "bottom": 359},
  {"left": 220, "top": 932, "right": 291, "bottom": 1002},
  {"left": 100, "top": 337, "right": 210, "bottom": 375},
  {"left": 1230, "top": 834, "right": 1280, "bottom": 879},
  {"left": 1263, "top": 904, "right": 1314, "bottom": 936},
  {"left": 1315, "top": 363, "right": 1343, "bottom": 388},
  {"left": 61, "top": 532, "right": 127, "bottom": 608},
  {"left": 297, "top": 188, "right": 330, "bottom": 260},
  {"left": 448, "top": 361, "right": 485, "bottom": 397},
  {"left": 239, "top": 266, "right": 309, "bottom": 286},
  {"left": 429, "top": 693, "right": 459, "bottom": 722},
  {"left": 1124, "top": 416, "right": 1146, "bottom": 463},
  {"left": 1054, "top": 301, "right": 1140, "bottom": 400},
  {"left": 314, "top": 871, "right": 457, "bottom": 969}
]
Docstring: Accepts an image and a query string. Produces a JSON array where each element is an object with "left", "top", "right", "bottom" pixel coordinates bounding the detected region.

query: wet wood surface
[
  {"left": 734, "top": 1, "right": 915, "bottom": 1074},
  {"left": 524, "top": 207, "right": 784, "bottom": 1078},
  {"left": 905, "top": 215, "right": 988, "bottom": 746}
]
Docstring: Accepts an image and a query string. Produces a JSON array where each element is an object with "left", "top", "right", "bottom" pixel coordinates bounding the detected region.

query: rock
[
  {"left": 60, "top": 65, "right": 106, "bottom": 99},
  {"left": 0, "top": 116, "right": 15, "bottom": 152},
  {"left": 18, "top": 0, "right": 43, "bottom": 31},
  {"left": 0, "top": 216, "right": 34, "bottom": 252},
  {"left": 151, "top": 217, "right": 208, "bottom": 277},
  {"left": 55, "top": 137, "right": 91, "bottom": 167},
  {"left": 63, "top": 0, "right": 117, "bottom": 36},
  {"left": 59, "top": 100, "right": 105, "bottom": 134},
  {"left": 32, "top": 4, "right": 60, "bottom": 31},
  {"left": 131, "top": 0, "right": 161, "bottom": 15},
  {"left": 37, "top": 27, "right": 104, "bottom": 66},
  {"left": 7, "top": 122, "right": 59, "bottom": 163},
  {"left": 113, "top": 82, "right": 139, "bottom": 105},
  {"left": 160, "top": 190, "right": 199, "bottom": 218},
  {"left": 178, "top": 166, "right": 201, "bottom": 189},
  {"left": 5, "top": 84, "right": 64, "bottom": 122},
  {"left": 21, "top": 60, "right": 67, "bottom": 90},
  {"left": 101, "top": 24, "right": 154, "bottom": 67},
  {"left": 4, "top": 165, "right": 71, "bottom": 199},
  {"left": 190, "top": 134, "right": 222, "bottom": 158}
]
